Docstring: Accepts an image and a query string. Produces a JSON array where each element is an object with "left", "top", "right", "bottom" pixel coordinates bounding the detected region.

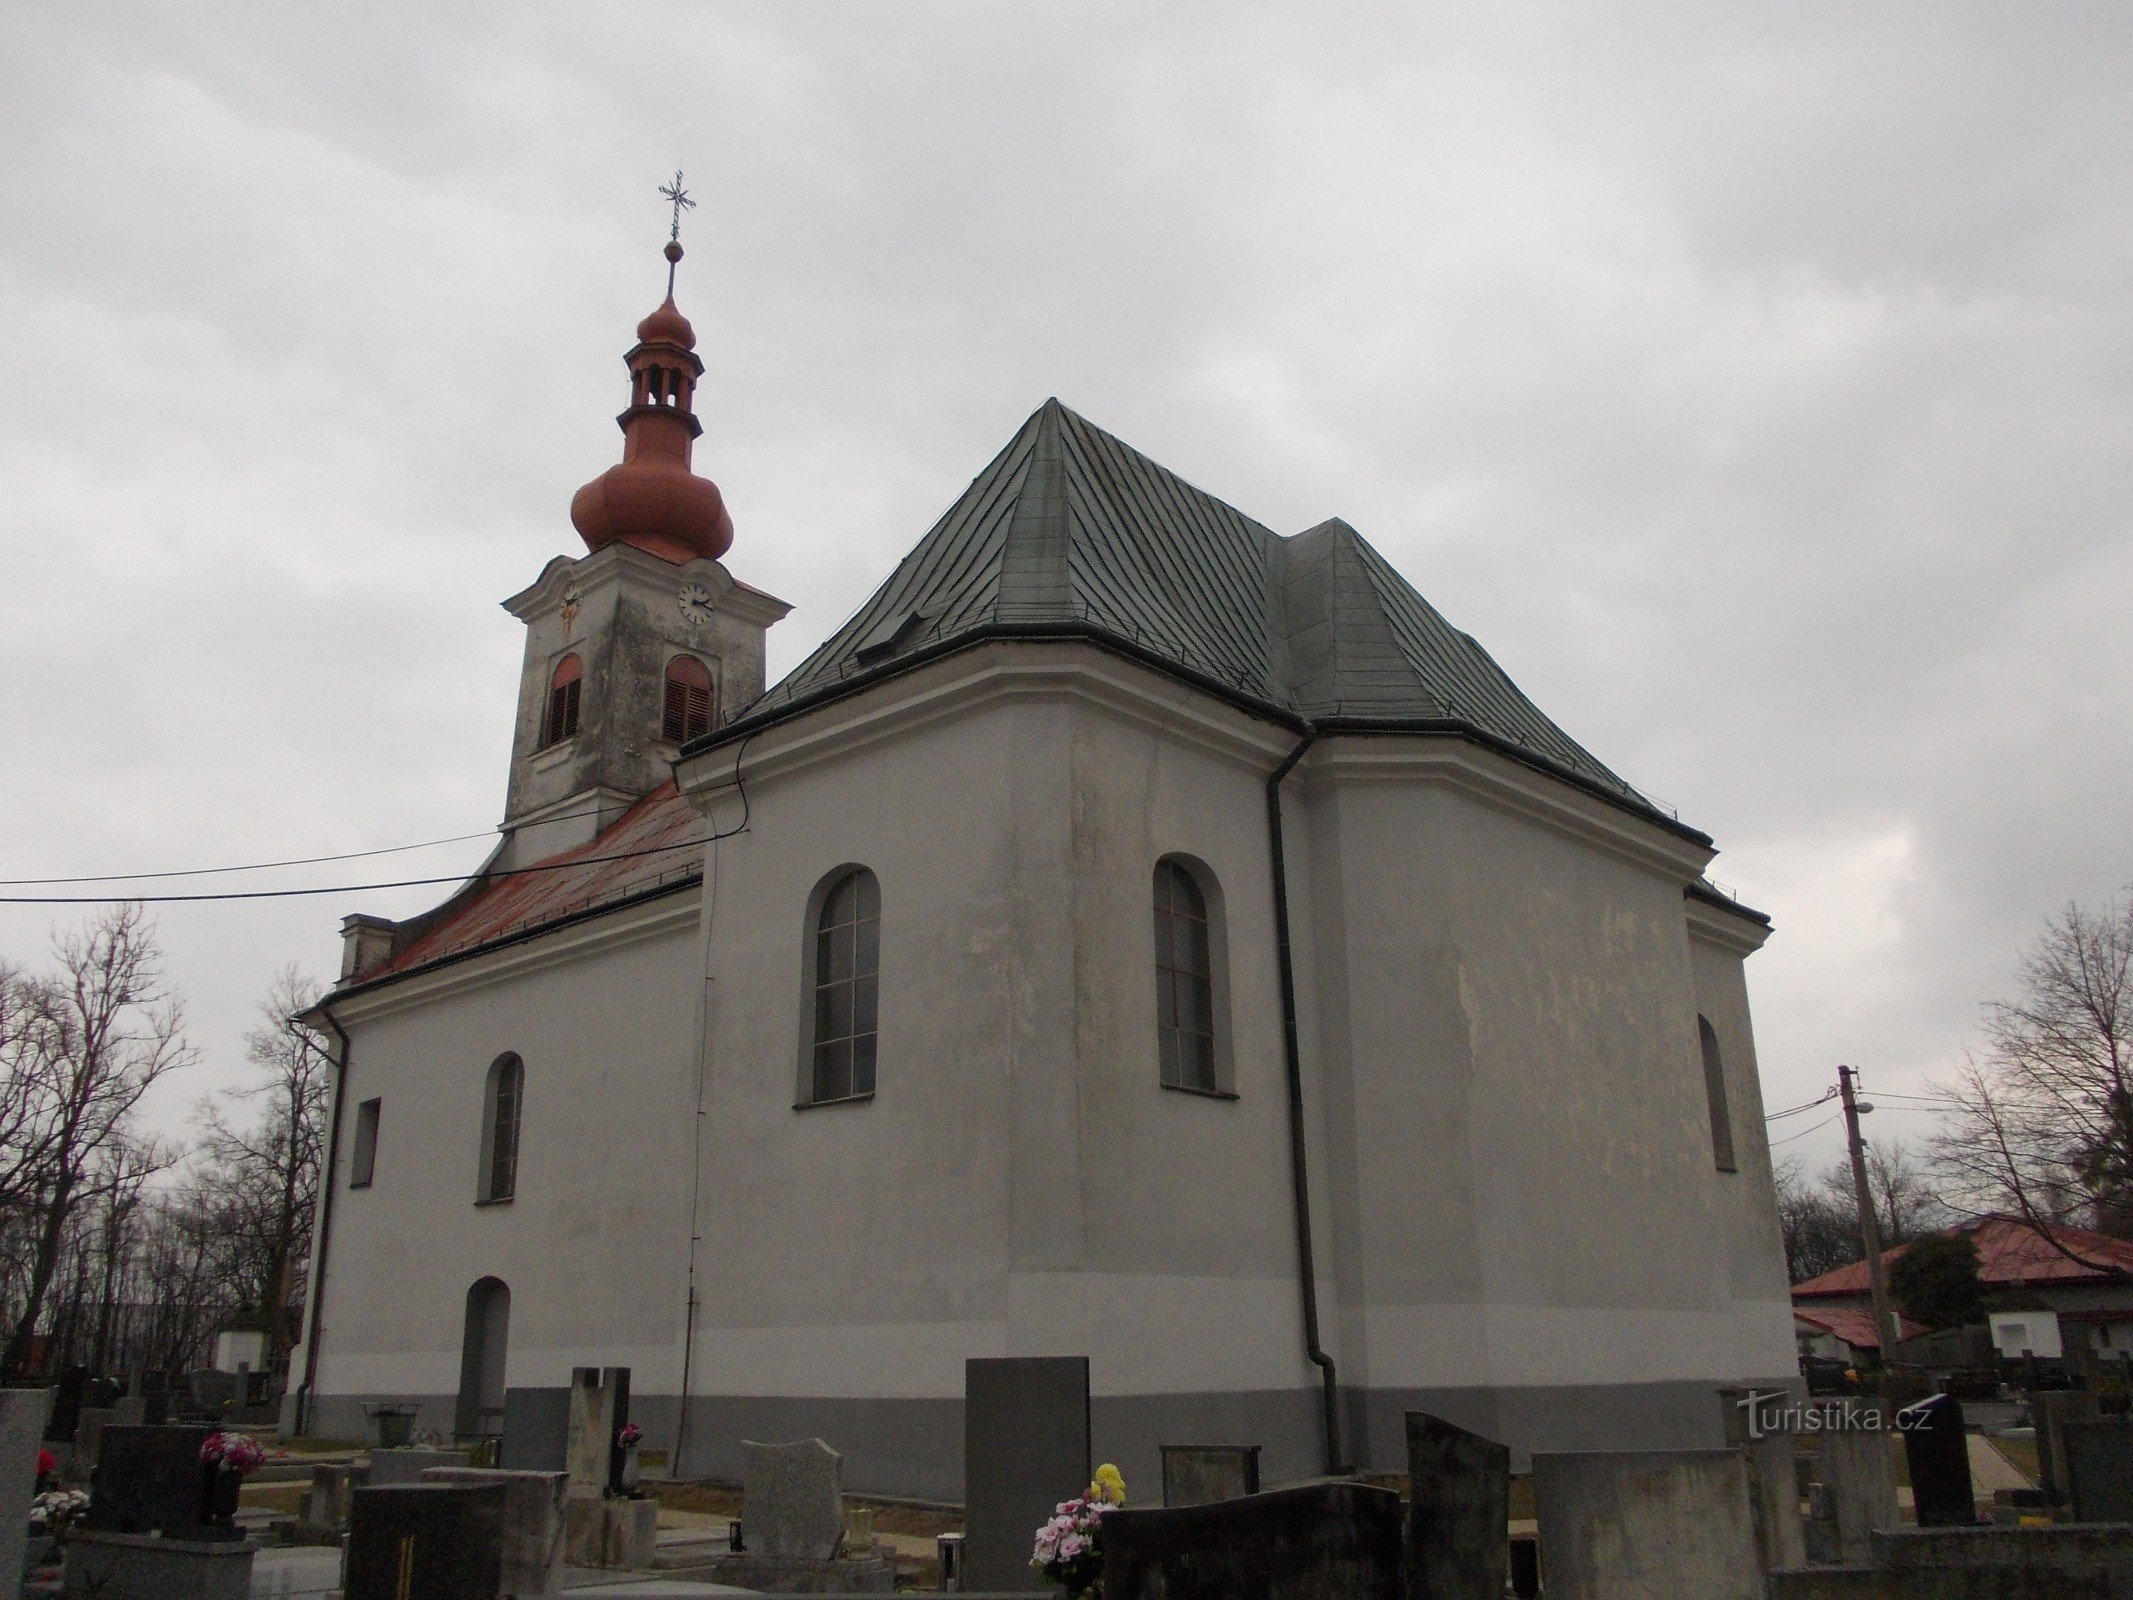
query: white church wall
[
  {"left": 1294, "top": 741, "right": 1799, "bottom": 1468},
  {"left": 307, "top": 903, "right": 700, "bottom": 1440}
]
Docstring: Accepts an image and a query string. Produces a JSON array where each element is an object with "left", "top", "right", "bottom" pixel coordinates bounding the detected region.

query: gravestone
[
  {"left": 86, "top": 1423, "right": 216, "bottom": 1538},
  {"left": 69, "top": 1406, "right": 116, "bottom": 1484},
  {"left": 565, "top": 1366, "right": 629, "bottom": 1498},
  {"left": 346, "top": 1481, "right": 506, "bottom": 1600},
  {"left": 1103, "top": 1482, "right": 1405, "bottom": 1600},
  {"left": 139, "top": 1371, "right": 170, "bottom": 1426},
  {"left": 110, "top": 1395, "right": 145, "bottom": 1427},
  {"left": 1718, "top": 1387, "right": 1808, "bottom": 1572},
  {"left": 0, "top": 1387, "right": 55, "bottom": 1600},
  {"left": 964, "top": 1355, "right": 1090, "bottom": 1592},
  {"left": 300, "top": 1462, "right": 366, "bottom": 1534},
  {"left": 2066, "top": 1419, "right": 2133, "bottom": 1524},
  {"left": 1533, "top": 1449, "right": 1762, "bottom": 1600},
  {"left": 1898, "top": 1393, "right": 1976, "bottom": 1527},
  {"left": 1810, "top": 1401, "right": 1899, "bottom": 1564},
  {"left": 47, "top": 1366, "right": 87, "bottom": 1441},
  {"left": 366, "top": 1446, "right": 468, "bottom": 1487},
  {"left": 1404, "top": 1411, "right": 1509, "bottom": 1600},
  {"left": 743, "top": 1437, "right": 845, "bottom": 1559},
  {"left": 423, "top": 1466, "right": 570, "bottom": 1595},
  {"left": 2034, "top": 1389, "right": 2100, "bottom": 1503},
  {"left": 501, "top": 1386, "right": 573, "bottom": 1472},
  {"left": 60, "top": 1529, "right": 258, "bottom": 1599},
  {"left": 1160, "top": 1444, "right": 1261, "bottom": 1508},
  {"left": 188, "top": 1370, "right": 241, "bottom": 1415}
]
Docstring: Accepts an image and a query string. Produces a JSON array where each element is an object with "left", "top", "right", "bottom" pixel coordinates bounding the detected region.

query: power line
[
  {"left": 0, "top": 836, "right": 708, "bottom": 906},
  {"left": 1768, "top": 1113, "right": 1840, "bottom": 1147},
  {"left": 1766, "top": 1088, "right": 1839, "bottom": 1121},
  {"left": 0, "top": 796, "right": 638, "bottom": 887}
]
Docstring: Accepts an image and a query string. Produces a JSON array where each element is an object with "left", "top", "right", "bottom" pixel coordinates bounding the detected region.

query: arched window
[
  {"left": 662, "top": 656, "right": 715, "bottom": 744},
  {"left": 1155, "top": 858, "right": 1220, "bottom": 1093},
  {"left": 1699, "top": 1016, "right": 1738, "bottom": 1173},
  {"left": 479, "top": 1054, "right": 523, "bottom": 1202},
  {"left": 544, "top": 655, "right": 582, "bottom": 747},
  {"left": 454, "top": 1277, "right": 510, "bottom": 1439},
  {"left": 806, "top": 868, "right": 880, "bottom": 1105}
]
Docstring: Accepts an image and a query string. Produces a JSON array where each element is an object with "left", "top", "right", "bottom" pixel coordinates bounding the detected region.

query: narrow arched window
[
  {"left": 544, "top": 655, "right": 582, "bottom": 747},
  {"left": 662, "top": 656, "right": 715, "bottom": 744},
  {"left": 1699, "top": 1016, "right": 1737, "bottom": 1173},
  {"left": 807, "top": 869, "right": 880, "bottom": 1104},
  {"left": 479, "top": 1053, "right": 523, "bottom": 1202},
  {"left": 1155, "top": 859, "right": 1218, "bottom": 1093}
]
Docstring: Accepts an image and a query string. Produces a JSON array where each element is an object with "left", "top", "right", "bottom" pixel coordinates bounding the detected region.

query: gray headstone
[
  {"left": 1104, "top": 1482, "right": 1405, "bottom": 1600},
  {"left": 1898, "top": 1393, "right": 1976, "bottom": 1528},
  {"left": 109, "top": 1396, "right": 145, "bottom": 1427},
  {"left": 0, "top": 1388, "right": 54, "bottom": 1600},
  {"left": 1533, "top": 1449, "right": 1763, "bottom": 1600},
  {"left": 1160, "top": 1444, "right": 1261, "bottom": 1508},
  {"left": 2033, "top": 1389, "right": 2098, "bottom": 1502},
  {"left": 347, "top": 1482, "right": 505, "bottom": 1600},
  {"left": 964, "top": 1356, "right": 1090, "bottom": 1592},
  {"left": 366, "top": 1447, "right": 468, "bottom": 1487},
  {"left": 1811, "top": 1402, "right": 1899, "bottom": 1564},
  {"left": 423, "top": 1466, "right": 570, "bottom": 1595},
  {"left": 1718, "top": 1388, "right": 1808, "bottom": 1572},
  {"left": 2065, "top": 1419, "right": 2133, "bottom": 1524},
  {"left": 565, "top": 1366, "right": 628, "bottom": 1497},
  {"left": 1405, "top": 1412, "right": 1509, "bottom": 1600},
  {"left": 68, "top": 1406, "right": 115, "bottom": 1484},
  {"left": 301, "top": 1462, "right": 366, "bottom": 1532},
  {"left": 500, "top": 1386, "right": 572, "bottom": 1472},
  {"left": 742, "top": 1437, "right": 845, "bottom": 1560}
]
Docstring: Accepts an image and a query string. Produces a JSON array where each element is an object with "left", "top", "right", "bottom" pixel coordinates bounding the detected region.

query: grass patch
[{"left": 239, "top": 1483, "right": 305, "bottom": 1514}]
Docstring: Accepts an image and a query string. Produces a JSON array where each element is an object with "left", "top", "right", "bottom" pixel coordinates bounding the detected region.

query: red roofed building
[{"left": 1792, "top": 1216, "right": 2133, "bottom": 1361}]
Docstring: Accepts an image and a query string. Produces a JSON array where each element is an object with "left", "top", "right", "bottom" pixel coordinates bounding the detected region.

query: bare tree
[
  {"left": 0, "top": 906, "right": 191, "bottom": 1378},
  {"left": 1776, "top": 1138, "right": 1943, "bottom": 1284},
  {"left": 1775, "top": 1155, "right": 1855, "bottom": 1282},
  {"left": 1932, "top": 892, "right": 2133, "bottom": 1272},
  {"left": 194, "top": 968, "right": 328, "bottom": 1370}
]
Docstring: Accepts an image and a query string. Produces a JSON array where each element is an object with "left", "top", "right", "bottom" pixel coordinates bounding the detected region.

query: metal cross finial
[{"left": 659, "top": 171, "right": 696, "bottom": 244}]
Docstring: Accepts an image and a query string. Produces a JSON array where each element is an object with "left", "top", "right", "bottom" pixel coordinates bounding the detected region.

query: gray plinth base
[
  {"left": 673, "top": 1553, "right": 897, "bottom": 1592},
  {"left": 63, "top": 1529, "right": 258, "bottom": 1600}
]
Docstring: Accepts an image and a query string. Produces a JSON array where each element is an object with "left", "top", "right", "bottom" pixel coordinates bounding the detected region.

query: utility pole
[{"left": 1839, "top": 1064, "right": 1901, "bottom": 1356}]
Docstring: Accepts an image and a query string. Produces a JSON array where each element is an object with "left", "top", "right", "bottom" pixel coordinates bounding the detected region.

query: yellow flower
[{"left": 1090, "top": 1464, "right": 1127, "bottom": 1506}]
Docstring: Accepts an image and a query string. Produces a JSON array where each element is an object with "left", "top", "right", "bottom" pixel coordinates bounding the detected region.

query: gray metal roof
[{"left": 724, "top": 399, "right": 1676, "bottom": 828}]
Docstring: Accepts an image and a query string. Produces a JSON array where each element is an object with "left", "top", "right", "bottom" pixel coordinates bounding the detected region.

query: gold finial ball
[{"left": 664, "top": 239, "right": 684, "bottom": 264}]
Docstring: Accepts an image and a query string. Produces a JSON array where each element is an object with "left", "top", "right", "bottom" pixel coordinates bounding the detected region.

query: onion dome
[{"left": 570, "top": 239, "right": 733, "bottom": 565}]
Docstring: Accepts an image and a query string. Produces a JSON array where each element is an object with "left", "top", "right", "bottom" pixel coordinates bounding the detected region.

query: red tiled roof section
[
  {"left": 375, "top": 782, "right": 705, "bottom": 978},
  {"left": 1792, "top": 1216, "right": 2133, "bottom": 1300},
  {"left": 1793, "top": 1307, "right": 1927, "bottom": 1351}
]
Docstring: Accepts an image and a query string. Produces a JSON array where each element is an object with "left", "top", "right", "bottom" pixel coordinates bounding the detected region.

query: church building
[{"left": 291, "top": 236, "right": 1798, "bottom": 1498}]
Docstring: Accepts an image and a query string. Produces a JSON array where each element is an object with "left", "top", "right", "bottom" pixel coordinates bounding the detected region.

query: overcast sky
[{"left": 2, "top": 4, "right": 2128, "bottom": 1179}]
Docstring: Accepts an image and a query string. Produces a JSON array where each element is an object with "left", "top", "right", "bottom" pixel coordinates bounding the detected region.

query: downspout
[
  {"left": 1266, "top": 728, "right": 1344, "bottom": 1474},
  {"left": 294, "top": 1004, "right": 351, "bottom": 1437}
]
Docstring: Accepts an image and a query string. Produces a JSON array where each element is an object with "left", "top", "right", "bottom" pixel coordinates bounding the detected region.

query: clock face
[
  {"left": 678, "top": 584, "right": 714, "bottom": 626},
  {"left": 559, "top": 580, "right": 583, "bottom": 625}
]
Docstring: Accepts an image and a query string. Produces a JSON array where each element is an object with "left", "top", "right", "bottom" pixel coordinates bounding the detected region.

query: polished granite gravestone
[
  {"left": 423, "top": 1466, "right": 570, "bottom": 1596},
  {"left": 1404, "top": 1412, "right": 1509, "bottom": 1600},
  {"left": 2066, "top": 1419, "right": 2133, "bottom": 1524},
  {"left": 86, "top": 1424, "right": 216, "bottom": 1537},
  {"left": 743, "top": 1438, "right": 845, "bottom": 1559},
  {"left": 47, "top": 1367, "right": 86, "bottom": 1442},
  {"left": 963, "top": 1356, "right": 1090, "bottom": 1593},
  {"left": 345, "top": 1481, "right": 506, "bottom": 1600},
  {"left": 0, "top": 1387, "right": 54, "bottom": 1600},
  {"left": 501, "top": 1386, "right": 573, "bottom": 1472},
  {"left": 1898, "top": 1393, "right": 1977, "bottom": 1528},
  {"left": 1103, "top": 1482, "right": 1406, "bottom": 1600},
  {"left": 1534, "top": 1449, "right": 1763, "bottom": 1600},
  {"left": 1160, "top": 1444, "right": 1261, "bottom": 1508}
]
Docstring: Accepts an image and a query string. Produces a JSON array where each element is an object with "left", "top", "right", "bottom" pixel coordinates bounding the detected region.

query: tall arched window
[
  {"left": 454, "top": 1277, "right": 510, "bottom": 1440},
  {"left": 807, "top": 868, "right": 880, "bottom": 1105},
  {"left": 479, "top": 1053, "right": 523, "bottom": 1202},
  {"left": 1155, "top": 858, "right": 1219, "bottom": 1093},
  {"left": 1699, "top": 1016, "right": 1738, "bottom": 1173},
  {"left": 662, "top": 656, "right": 715, "bottom": 744},
  {"left": 543, "top": 655, "right": 582, "bottom": 746}
]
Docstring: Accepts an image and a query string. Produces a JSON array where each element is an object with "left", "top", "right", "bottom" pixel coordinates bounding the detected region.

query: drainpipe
[
  {"left": 294, "top": 1004, "right": 351, "bottom": 1437},
  {"left": 1266, "top": 728, "right": 1344, "bottom": 1474}
]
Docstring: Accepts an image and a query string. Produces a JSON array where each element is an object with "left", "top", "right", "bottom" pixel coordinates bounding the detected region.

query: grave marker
[
  {"left": 1534, "top": 1449, "right": 1763, "bottom": 1600},
  {"left": 1404, "top": 1412, "right": 1509, "bottom": 1600},
  {"left": 346, "top": 1481, "right": 506, "bottom": 1600},
  {"left": 500, "top": 1385, "right": 572, "bottom": 1472},
  {"left": 423, "top": 1466, "right": 570, "bottom": 1595},
  {"left": 963, "top": 1355, "right": 1090, "bottom": 1593},
  {"left": 1103, "top": 1482, "right": 1405, "bottom": 1600},
  {"left": 1897, "top": 1393, "right": 1976, "bottom": 1528},
  {"left": 0, "top": 1387, "right": 54, "bottom": 1600},
  {"left": 1160, "top": 1444, "right": 1261, "bottom": 1508},
  {"left": 742, "top": 1437, "right": 845, "bottom": 1559},
  {"left": 2065, "top": 1418, "right": 2133, "bottom": 1524},
  {"left": 86, "top": 1424, "right": 215, "bottom": 1538}
]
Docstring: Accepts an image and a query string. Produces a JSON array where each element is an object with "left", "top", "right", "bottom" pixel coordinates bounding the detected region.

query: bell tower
[{"left": 497, "top": 201, "right": 789, "bottom": 866}]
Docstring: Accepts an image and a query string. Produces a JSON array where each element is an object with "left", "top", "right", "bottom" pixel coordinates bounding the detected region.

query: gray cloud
[{"left": 3, "top": 3, "right": 2128, "bottom": 1168}]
